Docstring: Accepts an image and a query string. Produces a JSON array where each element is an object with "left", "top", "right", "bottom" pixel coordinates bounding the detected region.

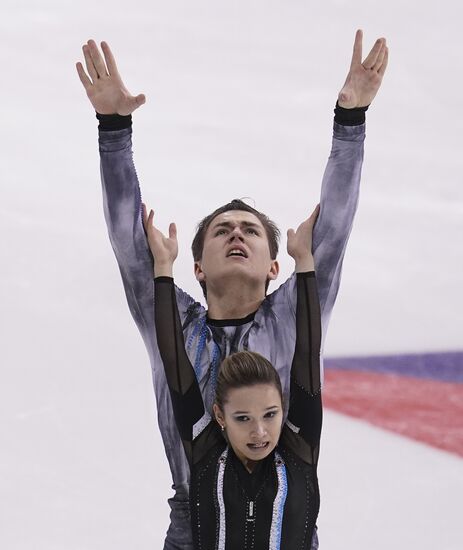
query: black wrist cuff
[
  {"left": 334, "top": 101, "right": 369, "bottom": 126},
  {"left": 296, "top": 271, "right": 316, "bottom": 279},
  {"left": 96, "top": 112, "right": 132, "bottom": 131},
  {"left": 154, "top": 276, "right": 174, "bottom": 283}
]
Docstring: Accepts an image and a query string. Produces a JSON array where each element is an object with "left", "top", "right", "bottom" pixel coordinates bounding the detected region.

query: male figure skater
[{"left": 76, "top": 30, "right": 388, "bottom": 549}]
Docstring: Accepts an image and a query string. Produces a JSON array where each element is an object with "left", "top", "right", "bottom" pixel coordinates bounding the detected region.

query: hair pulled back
[{"left": 215, "top": 351, "right": 283, "bottom": 411}]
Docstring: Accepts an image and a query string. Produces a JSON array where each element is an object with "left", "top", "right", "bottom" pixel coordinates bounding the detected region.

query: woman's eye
[
  {"left": 265, "top": 411, "right": 277, "bottom": 418},
  {"left": 235, "top": 416, "right": 249, "bottom": 422}
]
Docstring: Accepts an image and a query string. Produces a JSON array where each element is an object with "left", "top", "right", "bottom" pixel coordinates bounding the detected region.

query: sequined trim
[
  {"left": 194, "top": 318, "right": 209, "bottom": 379},
  {"left": 216, "top": 447, "right": 228, "bottom": 550},
  {"left": 269, "top": 451, "right": 288, "bottom": 550},
  {"left": 285, "top": 419, "right": 300, "bottom": 434},
  {"left": 186, "top": 316, "right": 221, "bottom": 386},
  {"left": 209, "top": 341, "right": 221, "bottom": 400},
  {"left": 186, "top": 316, "right": 203, "bottom": 352},
  {"left": 192, "top": 411, "right": 212, "bottom": 440}
]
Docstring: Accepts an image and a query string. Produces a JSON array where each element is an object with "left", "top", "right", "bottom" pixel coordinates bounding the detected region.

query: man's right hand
[{"left": 76, "top": 40, "right": 145, "bottom": 116}]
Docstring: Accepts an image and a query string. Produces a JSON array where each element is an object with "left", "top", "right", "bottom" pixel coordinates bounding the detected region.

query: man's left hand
[{"left": 338, "top": 29, "right": 389, "bottom": 109}]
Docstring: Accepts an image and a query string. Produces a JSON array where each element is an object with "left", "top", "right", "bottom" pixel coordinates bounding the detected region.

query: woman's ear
[{"left": 213, "top": 403, "right": 224, "bottom": 427}]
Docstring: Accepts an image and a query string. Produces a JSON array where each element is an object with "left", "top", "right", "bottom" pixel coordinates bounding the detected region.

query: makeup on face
[{"left": 219, "top": 384, "right": 284, "bottom": 464}]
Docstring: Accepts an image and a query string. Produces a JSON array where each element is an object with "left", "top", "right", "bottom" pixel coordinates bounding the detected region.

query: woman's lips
[{"left": 246, "top": 442, "right": 269, "bottom": 450}]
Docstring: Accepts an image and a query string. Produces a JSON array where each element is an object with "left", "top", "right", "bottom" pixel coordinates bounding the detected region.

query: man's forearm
[
  {"left": 313, "top": 104, "right": 367, "bottom": 324},
  {"left": 98, "top": 115, "right": 154, "bottom": 336}
]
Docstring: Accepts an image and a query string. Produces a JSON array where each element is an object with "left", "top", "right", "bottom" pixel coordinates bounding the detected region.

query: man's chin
[{"left": 209, "top": 267, "right": 262, "bottom": 286}]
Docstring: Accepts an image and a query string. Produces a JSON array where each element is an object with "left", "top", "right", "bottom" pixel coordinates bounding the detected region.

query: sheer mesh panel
[
  {"left": 286, "top": 272, "right": 323, "bottom": 466},
  {"left": 154, "top": 277, "right": 222, "bottom": 466}
]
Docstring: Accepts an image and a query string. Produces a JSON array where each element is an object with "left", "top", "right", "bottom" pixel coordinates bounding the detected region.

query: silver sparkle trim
[
  {"left": 216, "top": 447, "right": 228, "bottom": 550},
  {"left": 285, "top": 419, "right": 300, "bottom": 434},
  {"left": 269, "top": 451, "right": 288, "bottom": 550},
  {"left": 192, "top": 411, "right": 212, "bottom": 440}
]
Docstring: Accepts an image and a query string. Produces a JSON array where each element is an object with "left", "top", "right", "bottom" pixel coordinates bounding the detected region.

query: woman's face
[{"left": 213, "top": 384, "right": 283, "bottom": 465}]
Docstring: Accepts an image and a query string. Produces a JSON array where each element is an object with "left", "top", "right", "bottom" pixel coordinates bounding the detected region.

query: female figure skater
[{"left": 147, "top": 204, "right": 322, "bottom": 549}]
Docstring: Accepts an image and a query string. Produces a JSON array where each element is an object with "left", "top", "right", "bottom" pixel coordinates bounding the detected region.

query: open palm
[
  {"left": 76, "top": 40, "right": 145, "bottom": 115},
  {"left": 142, "top": 204, "right": 178, "bottom": 275},
  {"left": 338, "top": 30, "right": 389, "bottom": 109}
]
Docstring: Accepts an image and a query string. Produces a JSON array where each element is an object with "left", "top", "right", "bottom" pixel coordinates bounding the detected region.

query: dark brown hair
[
  {"left": 215, "top": 351, "right": 283, "bottom": 411},
  {"left": 191, "top": 199, "right": 280, "bottom": 298}
]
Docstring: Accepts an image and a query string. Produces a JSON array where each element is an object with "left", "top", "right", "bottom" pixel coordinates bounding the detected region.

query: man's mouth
[
  {"left": 246, "top": 442, "right": 269, "bottom": 450},
  {"left": 227, "top": 248, "right": 248, "bottom": 258}
]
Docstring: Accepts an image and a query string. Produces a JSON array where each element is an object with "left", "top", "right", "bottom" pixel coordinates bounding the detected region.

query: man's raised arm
[
  {"left": 76, "top": 40, "right": 156, "bottom": 339},
  {"left": 312, "top": 30, "right": 388, "bottom": 329}
]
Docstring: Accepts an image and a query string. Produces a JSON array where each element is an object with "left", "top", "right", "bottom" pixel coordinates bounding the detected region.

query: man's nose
[{"left": 228, "top": 226, "right": 244, "bottom": 241}]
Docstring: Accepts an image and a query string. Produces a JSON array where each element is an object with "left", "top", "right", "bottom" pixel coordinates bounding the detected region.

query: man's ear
[
  {"left": 213, "top": 403, "right": 224, "bottom": 425},
  {"left": 194, "top": 261, "right": 205, "bottom": 283},
  {"left": 268, "top": 260, "right": 279, "bottom": 281}
]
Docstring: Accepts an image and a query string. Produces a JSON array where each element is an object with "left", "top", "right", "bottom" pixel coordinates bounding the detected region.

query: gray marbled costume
[{"left": 98, "top": 120, "right": 365, "bottom": 549}]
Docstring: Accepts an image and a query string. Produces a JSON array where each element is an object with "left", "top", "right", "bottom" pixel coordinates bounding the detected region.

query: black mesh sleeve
[
  {"left": 285, "top": 271, "right": 323, "bottom": 466},
  {"left": 154, "top": 277, "right": 205, "bottom": 453}
]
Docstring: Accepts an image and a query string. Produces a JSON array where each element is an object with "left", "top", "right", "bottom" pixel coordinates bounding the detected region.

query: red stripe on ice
[{"left": 323, "top": 369, "right": 463, "bottom": 458}]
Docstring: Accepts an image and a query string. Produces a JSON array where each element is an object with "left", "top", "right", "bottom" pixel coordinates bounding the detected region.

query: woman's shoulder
[
  {"left": 277, "top": 434, "right": 317, "bottom": 472},
  {"left": 192, "top": 437, "right": 227, "bottom": 476}
]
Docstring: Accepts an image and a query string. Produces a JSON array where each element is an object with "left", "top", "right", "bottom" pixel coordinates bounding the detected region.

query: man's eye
[
  {"left": 246, "top": 228, "right": 258, "bottom": 235},
  {"left": 215, "top": 229, "right": 227, "bottom": 236}
]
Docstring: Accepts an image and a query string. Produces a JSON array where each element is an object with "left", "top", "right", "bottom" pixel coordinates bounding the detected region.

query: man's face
[{"left": 194, "top": 210, "right": 279, "bottom": 294}]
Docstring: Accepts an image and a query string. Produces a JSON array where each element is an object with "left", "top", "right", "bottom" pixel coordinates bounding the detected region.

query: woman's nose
[{"left": 251, "top": 422, "right": 267, "bottom": 438}]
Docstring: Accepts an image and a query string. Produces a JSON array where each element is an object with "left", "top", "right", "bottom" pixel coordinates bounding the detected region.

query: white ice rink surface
[{"left": 1, "top": 1, "right": 462, "bottom": 548}]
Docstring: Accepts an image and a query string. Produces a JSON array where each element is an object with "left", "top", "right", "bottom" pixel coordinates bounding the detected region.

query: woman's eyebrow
[{"left": 232, "top": 405, "right": 279, "bottom": 415}]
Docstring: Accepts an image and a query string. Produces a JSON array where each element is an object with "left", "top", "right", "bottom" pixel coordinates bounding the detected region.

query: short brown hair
[
  {"left": 191, "top": 199, "right": 280, "bottom": 298},
  {"left": 215, "top": 351, "right": 283, "bottom": 411}
]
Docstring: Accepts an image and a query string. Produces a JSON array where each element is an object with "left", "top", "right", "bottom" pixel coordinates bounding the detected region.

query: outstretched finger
[
  {"left": 128, "top": 93, "right": 146, "bottom": 113},
  {"left": 309, "top": 203, "right": 320, "bottom": 222},
  {"left": 362, "top": 37, "right": 385, "bottom": 70},
  {"left": 87, "top": 39, "right": 108, "bottom": 79},
  {"left": 350, "top": 29, "right": 363, "bottom": 69},
  {"left": 147, "top": 208, "right": 155, "bottom": 229},
  {"left": 373, "top": 42, "right": 387, "bottom": 72},
  {"left": 378, "top": 47, "right": 389, "bottom": 77},
  {"left": 101, "top": 41, "right": 119, "bottom": 77},
  {"left": 76, "top": 62, "right": 92, "bottom": 90},
  {"left": 82, "top": 44, "right": 98, "bottom": 82},
  {"left": 169, "top": 223, "right": 177, "bottom": 240},
  {"left": 141, "top": 203, "right": 148, "bottom": 227}
]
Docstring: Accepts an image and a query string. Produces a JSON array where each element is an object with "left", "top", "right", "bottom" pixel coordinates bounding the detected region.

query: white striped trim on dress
[
  {"left": 192, "top": 411, "right": 212, "bottom": 440},
  {"left": 269, "top": 451, "right": 288, "bottom": 550},
  {"left": 285, "top": 418, "right": 300, "bottom": 434},
  {"left": 216, "top": 447, "right": 228, "bottom": 550}
]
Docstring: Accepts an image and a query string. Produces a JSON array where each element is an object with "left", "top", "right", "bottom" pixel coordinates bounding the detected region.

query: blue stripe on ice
[{"left": 324, "top": 351, "right": 463, "bottom": 383}]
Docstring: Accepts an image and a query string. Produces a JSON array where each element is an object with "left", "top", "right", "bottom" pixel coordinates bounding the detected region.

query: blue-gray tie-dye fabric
[{"left": 98, "top": 121, "right": 365, "bottom": 549}]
